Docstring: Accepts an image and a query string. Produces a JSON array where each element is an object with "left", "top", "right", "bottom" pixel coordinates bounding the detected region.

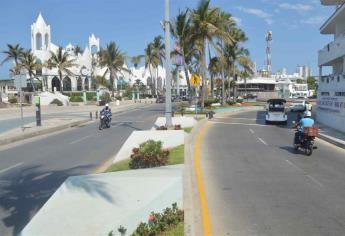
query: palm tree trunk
[
  {"left": 110, "top": 70, "right": 115, "bottom": 98},
  {"left": 156, "top": 67, "right": 159, "bottom": 96},
  {"left": 148, "top": 65, "right": 154, "bottom": 96},
  {"left": 29, "top": 72, "right": 36, "bottom": 93},
  {"left": 200, "top": 39, "right": 207, "bottom": 109},
  {"left": 183, "top": 60, "right": 191, "bottom": 97},
  {"left": 59, "top": 71, "right": 63, "bottom": 92}
]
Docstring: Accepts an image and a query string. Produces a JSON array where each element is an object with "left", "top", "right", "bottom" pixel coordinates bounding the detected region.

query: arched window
[
  {"left": 36, "top": 33, "right": 43, "bottom": 50},
  {"left": 91, "top": 45, "right": 98, "bottom": 55},
  {"left": 63, "top": 77, "right": 72, "bottom": 91},
  {"left": 44, "top": 33, "right": 49, "bottom": 49},
  {"left": 36, "top": 59, "right": 42, "bottom": 76},
  {"left": 84, "top": 77, "right": 89, "bottom": 91}
]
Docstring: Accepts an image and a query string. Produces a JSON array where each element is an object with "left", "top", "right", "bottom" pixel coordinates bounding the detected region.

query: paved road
[
  {"left": 0, "top": 104, "right": 164, "bottom": 236},
  {"left": 201, "top": 109, "right": 345, "bottom": 236}
]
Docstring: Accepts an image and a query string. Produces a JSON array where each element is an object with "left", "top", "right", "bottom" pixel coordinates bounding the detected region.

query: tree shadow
[
  {"left": 111, "top": 122, "right": 143, "bottom": 131},
  {"left": 0, "top": 164, "right": 112, "bottom": 235}
]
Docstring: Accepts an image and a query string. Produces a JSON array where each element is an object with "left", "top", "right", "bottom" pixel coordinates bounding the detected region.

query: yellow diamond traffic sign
[{"left": 190, "top": 74, "right": 201, "bottom": 87}]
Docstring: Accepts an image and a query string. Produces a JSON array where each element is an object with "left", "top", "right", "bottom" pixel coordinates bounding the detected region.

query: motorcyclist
[
  {"left": 100, "top": 103, "right": 112, "bottom": 123},
  {"left": 294, "top": 111, "right": 314, "bottom": 145}
]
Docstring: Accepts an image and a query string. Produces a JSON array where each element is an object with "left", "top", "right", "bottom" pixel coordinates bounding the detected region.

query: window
[
  {"left": 321, "top": 92, "right": 330, "bottom": 96},
  {"left": 327, "top": 78, "right": 329, "bottom": 83},
  {"left": 335, "top": 92, "right": 345, "bottom": 96}
]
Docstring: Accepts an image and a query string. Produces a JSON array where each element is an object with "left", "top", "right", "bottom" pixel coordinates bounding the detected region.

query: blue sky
[{"left": 0, "top": 0, "right": 334, "bottom": 78}]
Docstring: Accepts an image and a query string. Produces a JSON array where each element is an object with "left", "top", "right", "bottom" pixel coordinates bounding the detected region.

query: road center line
[
  {"left": 257, "top": 137, "right": 268, "bottom": 145},
  {"left": 249, "top": 128, "right": 255, "bottom": 134},
  {"left": 209, "top": 121, "right": 267, "bottom": 127},
  {"left": 0, "top": 162, "right": 24, "bottom": 174},
  {"left": 285, "top": 159, "right": 303, "bottom": 171},
  {"left": 69, "top": 135, "right": 92, "bottom": 145},
  {"left": 306, "top": 175, "right": 324, "bottom": 188}
]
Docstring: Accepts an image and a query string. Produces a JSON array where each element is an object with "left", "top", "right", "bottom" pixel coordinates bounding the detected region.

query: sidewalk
[
  {"left": 317, "top": 121, "right": 345, "bottom": 149},
  {"left": 0, "top": 101, "right": 153, "bottom": 146}
]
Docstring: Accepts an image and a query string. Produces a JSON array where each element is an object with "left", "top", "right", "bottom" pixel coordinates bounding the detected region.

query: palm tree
[
  {"left": 98, "top": 42, "right": 127, "bottom": 97},
  {"left": 144, "top": 42, "right": 158, "bottom": 95},
  {"left": 131, "top": 55, "right": 144, "bottom": 69},
  {"left": 47, "top": 47, "right": 76, "bottom": 92},
  {"left": 208, "top": 56, "right": 221, "bottom": 97},
  {"left": 171, "top": 9, "right": 194, "bottom": 97},
  {"left": 1, "top": 44, "right": 24, "bottom": 75},
  {"left": 152, "top": 36, "right": 165, "bottom": 95},
  {"left": 74, "top": 45, "right": 83, "bottom": 56},
  {"left": 18, "top": 50, "right": 42, "bottom": 92},
  {"left": 191, "top": 0, "right": 234, "bottom": 108}
]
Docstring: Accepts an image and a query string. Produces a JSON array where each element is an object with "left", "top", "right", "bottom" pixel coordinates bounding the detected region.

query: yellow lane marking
[{"left": 194, "top": 122, "right": 213, "bottom": 236}]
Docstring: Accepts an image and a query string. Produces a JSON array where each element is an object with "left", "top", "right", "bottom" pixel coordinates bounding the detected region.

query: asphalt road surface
[
  {"left": 202, "top": 109, "right": 345, "bottom": 236},
  {"left": 0, "top": 104, "right": 164, "bottom": 236}
]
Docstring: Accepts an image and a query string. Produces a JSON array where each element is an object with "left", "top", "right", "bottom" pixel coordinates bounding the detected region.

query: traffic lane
[
  {"left": 0, "top": 104, "right": 163, "bottom": 236},
  {"left": 202, "top": 111, "right": 345, "bottom": 235}
]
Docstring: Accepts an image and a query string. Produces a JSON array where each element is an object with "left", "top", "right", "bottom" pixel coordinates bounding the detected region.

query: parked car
[
  {"left": 290, "top": 100, "right": 312, "bottom": 112},
  {"left": 265, "top": 99, "right": 288, "bottom": 125}
]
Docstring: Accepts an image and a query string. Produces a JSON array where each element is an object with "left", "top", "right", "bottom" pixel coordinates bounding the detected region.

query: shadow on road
[{"left": 0, "top": 164, "right": 109, "bottom": 235}]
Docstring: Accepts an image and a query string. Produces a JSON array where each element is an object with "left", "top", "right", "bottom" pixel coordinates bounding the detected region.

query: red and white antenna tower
[{"left": 265, "top": 31, "right": 273, "bottom": 77}]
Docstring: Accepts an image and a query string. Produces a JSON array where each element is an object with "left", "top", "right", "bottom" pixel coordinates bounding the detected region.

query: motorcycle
[
  {"left": 292, "top": 121, "right": 318, "bottom": 156},
  {"left": 99, "top": 110, "right": 111, "bottom": 130}
]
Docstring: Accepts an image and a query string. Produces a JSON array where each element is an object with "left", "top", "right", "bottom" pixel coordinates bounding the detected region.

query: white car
[
  {"left": 266, "top": 99, "right": 288, "bottom": 125},
  {"left": 290, "top": 100, "right": 312, "bottom": 112}
]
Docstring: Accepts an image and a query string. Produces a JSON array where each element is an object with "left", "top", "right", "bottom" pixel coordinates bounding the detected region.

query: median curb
[
  {"left": 0, "top": 119, "right": 91, "bottom": 146},
  {"left": 318, "top": 133, "right": 345, "bottom": 150}
]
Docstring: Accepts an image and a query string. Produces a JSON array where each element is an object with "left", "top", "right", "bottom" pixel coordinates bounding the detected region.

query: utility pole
[{"left": 164, "top": 0, "right": 173, "bottom": 127}]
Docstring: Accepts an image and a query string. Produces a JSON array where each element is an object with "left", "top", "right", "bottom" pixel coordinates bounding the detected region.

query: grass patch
[
  {"left": 105, "top": 159, "right": 130, "bottom": 172},
  {"left": 168, "top": 145, "right": 184, "bottom": 165},
  {"left": 106, "top": 145, "right": 184, "bottom": 172},
  {"left": 183, "top": 127, "right": 193, "bottom": 133},
  {"left": 159, "top": 222, "right": 184, "bottom": 236}
]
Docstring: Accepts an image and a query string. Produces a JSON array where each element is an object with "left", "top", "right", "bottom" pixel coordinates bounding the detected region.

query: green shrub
[
  {"left": 226, "top": 100, "right": 236, "bottom": 105},
  {"left": 201, "top": 98, "right": 220, "bottom": 107},
  {"left": 177, "top": 102, "right": 189, "bottom": 116},
  {"left": 8, "top": 97, "right": 18, "bottom": 104},
  {"left": 236, "top": 99, "right": 243, "bottom": 103},
  {"left": 129, "top": 140, "right": 169, "bottom": 169},
  {"left": 86, "top": 92, "right": 96, "bottom": 101},
  {"left": 50, "top": 99, "right": 63, "bottom": 106},
  {"left": 70, "top": 96, "right": 83, "bottom": 102},
  {"left": 100, "top": 93, "right": 112, "bottom": 103},
  {"left": 131, "top": 203, "right": 184, "bottom": 236}
]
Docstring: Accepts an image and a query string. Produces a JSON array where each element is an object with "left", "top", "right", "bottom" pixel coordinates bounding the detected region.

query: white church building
[
  {"left": 31, "top": 13, "right": 131, "bottom": 92},
  {"left": 25, "top": 13, "right": 188, "bottom": 97}
]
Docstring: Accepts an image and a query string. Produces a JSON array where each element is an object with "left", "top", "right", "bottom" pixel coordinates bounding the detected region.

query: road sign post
[
  {"left": 34, "top": 96, "right": 41, "bottom": 126},
  {"left": 190, "top": 74, "right": 201, "bottom": 119},
  {"left": 14, "top": 73, "right": 27, "bottom": 131}
]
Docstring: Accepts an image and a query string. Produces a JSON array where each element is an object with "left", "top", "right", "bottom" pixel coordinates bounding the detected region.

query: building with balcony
[{"left": 318, "top": 0, "right": 345, "bottom": 132}]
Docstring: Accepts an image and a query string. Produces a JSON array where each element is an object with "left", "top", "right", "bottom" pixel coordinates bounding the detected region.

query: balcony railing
[{"left": 319, "top": 33, "right": 345, "bottom": 65}]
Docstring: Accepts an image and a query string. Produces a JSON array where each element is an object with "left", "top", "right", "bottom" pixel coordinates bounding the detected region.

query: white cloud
[
  {"left": 302, "top": 16, "right": 328, "bottom": 26},
  {"left": 279, "top": 3, "right": 313, "bottom": 12},
  {"left": 237, "top": 7, "right": 273, "bottom": 25},
  {"left": 232, "top": 17, "right": 242, "bottom": 26}
]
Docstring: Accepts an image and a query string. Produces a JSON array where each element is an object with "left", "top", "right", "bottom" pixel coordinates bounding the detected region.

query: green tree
[
  {"left": 191, "top": 0, "right": 234, "bottom": 108},
  {"left": 152, "top": 36, "right": 165, "bottom": 95},
  {"left": 208, "top": 56, "right": 221, "bottom": 97},
  {"left": 144, "top": 43, "right": 159, "bottom": 95},
  {"left": 18, "top": 50, "right": 42, "bottom": 92},
  {"left": 47, "top": 47, "right": 76, "bottom": 92},
  {"left": 1, "top": 44, "right": 24, "bottom": 75},
  {"left": 98, "top": 42, "right": 127, "bottom": 97},
  {"left": 131, "top": 55, "right": 144, "bottom": 69},
  {"left": 307, "top": 76, "right": 317, "bottom": 90},
  {"left": 74, "top": 45, "right": 83, "bottom": 56}
]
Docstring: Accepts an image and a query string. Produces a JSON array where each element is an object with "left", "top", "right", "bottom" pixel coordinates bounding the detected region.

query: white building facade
[
  {"left": 318, "top": 0, "right": 345, "bottom": 133},
  {"left": 31, "top": 13, "right": 131, "bottom": 92}
]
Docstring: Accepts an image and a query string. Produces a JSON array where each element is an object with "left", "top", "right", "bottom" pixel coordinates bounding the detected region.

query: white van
[{"left": 266, "top": 99, "right": 288, "bottom": 125}]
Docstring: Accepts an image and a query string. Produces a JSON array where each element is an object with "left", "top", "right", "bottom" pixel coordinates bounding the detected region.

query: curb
[
  {"left": 0, "top": 119, "right": 91, "bottom": 146},
  {"left": 318, "top": 133, "right": 345, "bottom": 149}
]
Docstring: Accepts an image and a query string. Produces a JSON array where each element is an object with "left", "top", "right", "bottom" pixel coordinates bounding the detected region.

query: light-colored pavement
[
  {"left": 20, "top": 165, "right": 183, "bottom": 236},
  {"left": 200, "top": 109, "right": 345, "bottom": 235},
  {"left": 0, "top": 103, "right": 163, "bottom": 236}
]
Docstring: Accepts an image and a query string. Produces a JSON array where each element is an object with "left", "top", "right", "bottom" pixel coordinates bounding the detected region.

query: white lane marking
[
  {"left": 257, "top": 137, "right": 268, "bottom": 145},
  {"left": 0, "top": 162, "right": 24, "bottom": 174},
  {"left": 209, "top": 121, "right": 267, "bottom": 127},
  {"left": 306, "top": 175, "right": 323, "bottom": 188},
  {"left": 225, "top": 117, "right": 265, "bottom": 121},
  {"left": 285, "top": 160, "right": 303, "bottom": 172},
  {"left": 69, "top": 135, "right": 92, "bottom": 144},
  {"left": 249, "top": 129, "right": 255, "bottom": 134}
]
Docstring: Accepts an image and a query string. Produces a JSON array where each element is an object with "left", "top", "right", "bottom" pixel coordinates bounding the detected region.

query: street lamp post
[{"left": 164, "top": 0, "right": 173, "bottom": 127}]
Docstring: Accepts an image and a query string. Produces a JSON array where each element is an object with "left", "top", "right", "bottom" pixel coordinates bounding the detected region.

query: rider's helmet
[
  {"left": 304, "top": 111, "right": 312, "bottom": 117},
  {"left": 105, "top": 103, "right": 109, "bottom": 110}
]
